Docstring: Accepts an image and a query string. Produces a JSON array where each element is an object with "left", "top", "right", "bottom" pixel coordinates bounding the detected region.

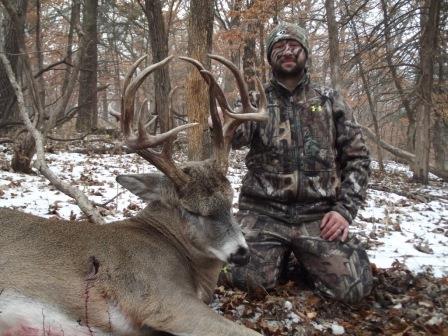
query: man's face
[{"left": 270, "top": 39, "right": 306, "bottom": 76}]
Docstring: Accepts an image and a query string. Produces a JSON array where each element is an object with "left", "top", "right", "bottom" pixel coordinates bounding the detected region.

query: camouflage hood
[{"left": 266, "top": 23, "right": 310, "bottom": 64}]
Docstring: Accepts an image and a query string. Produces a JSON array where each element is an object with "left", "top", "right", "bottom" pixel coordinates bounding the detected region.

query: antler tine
[
  {"left": 179, "top": 56, "right": 231, "bottom": 113},
  {"left": 208, "top": 54, "right": 268, "bottom": 117},
  {"left": 123, "top": 55, "right": 197, "bottom": 150},
  {"left": 178, "top": 56, "right": 208, "bottom": 82},
  {"left": 121, "top": 55, "right": 199, "bottom": 188},
  {"left": 197, "top": 55, "right": 268, "bottom": 172},
  {"left": 199, "top": 70, "right": 246, "bottom": 171},
  {"left": 121, "top": 55, "right": 148, "bottom": 135},
  {"left": 122, "top": 56, "right": 174, "bottom": 139},
  {"left": 201, "top": 70, "right": 224, "bottom": 153},
  {"left": 123, "top": 55, "right": 148, "bottom": 97},
  {"left": 168, "top": 86, "right": 180, "bottom": 116}
]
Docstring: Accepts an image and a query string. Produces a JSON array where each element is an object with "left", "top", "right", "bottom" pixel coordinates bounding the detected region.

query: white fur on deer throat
[
  {"left": 0, "top": 290, "right": 137, "bottom": 336},
  {"left": 207, "top": 232, "right": 248, "bottom": 262}
]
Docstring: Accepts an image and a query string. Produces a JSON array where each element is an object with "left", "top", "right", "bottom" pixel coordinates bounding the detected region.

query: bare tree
[
  {"left": 185, "top": 0, "right": 214, "bottom": 160},
  {"left": 242, "top": 18, "right": 258, "bottom": 90},
  {"left": 325, "top": 0, "right": 342, "bottom": 92},
  {"left": 413, "top": 0, "right": 441, "bottom": 183},
  {"left": 0, "top": 0, "right": 27, "bottom": 132},
  {"left": 61, "top": 0, "right": 81, "bottom": 95},
  {"left": 432, "top": 4, "right": 447, "bottom": 178},
  {"left": 76, "top": 0, "right": 98, "bottom": 132},
  {"left": 347, "top": 5, "right": 385, "bottom": 171},
  {"left": 141, "top": 0, "right": 172, "bottom": 132},
  {"left": 34, "top": 0, "right": 45, "bottom": 107}
]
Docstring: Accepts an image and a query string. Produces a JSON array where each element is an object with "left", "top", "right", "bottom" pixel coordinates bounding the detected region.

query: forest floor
[{"left": 0, "top": 142, "right": 447, "bottom": 335}]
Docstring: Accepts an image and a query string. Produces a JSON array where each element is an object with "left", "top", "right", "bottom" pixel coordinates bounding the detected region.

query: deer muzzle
[{"left": 228, "top": 245, "right": 250, "bottom": 266}]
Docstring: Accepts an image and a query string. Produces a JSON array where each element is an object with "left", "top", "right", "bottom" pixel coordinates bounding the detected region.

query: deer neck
[{"left": 132, "top": 203, "right": 223, "bottom": 302}]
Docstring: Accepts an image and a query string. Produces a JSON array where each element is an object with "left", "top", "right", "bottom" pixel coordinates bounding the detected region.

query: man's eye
[{"left": 274, "top": 42, "right": 286, "bottom": 49}]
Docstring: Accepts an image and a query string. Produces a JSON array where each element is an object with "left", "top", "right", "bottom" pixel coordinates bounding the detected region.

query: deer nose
[{"left": 229, "top": 246, "right": 250, "bottom": 266}]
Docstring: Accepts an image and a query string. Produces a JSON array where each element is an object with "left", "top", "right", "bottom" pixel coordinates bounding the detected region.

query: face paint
[
  {"left": 270, "top": 40, "right": 306, "bottom": 76},
  {"left": 271, "top": 40, "right": 304, "bottom": 64}
]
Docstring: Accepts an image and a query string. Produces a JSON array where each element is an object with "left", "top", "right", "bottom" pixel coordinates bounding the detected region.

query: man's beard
[{"left": 272, "top": 59, "right": 305, "bottom": 78}]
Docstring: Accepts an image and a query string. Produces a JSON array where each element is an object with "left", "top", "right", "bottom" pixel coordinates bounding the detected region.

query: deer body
[
  {"left": 0, "top": 55, "right": 267, "bottom": 336},
  {"left": 0, "top": 201, "right": 256, "bottom": 335}
]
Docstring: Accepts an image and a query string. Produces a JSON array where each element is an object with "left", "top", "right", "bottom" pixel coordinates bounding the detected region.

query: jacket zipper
[{"left": 288, "top": 95, "right": 304, "bottom": 200}]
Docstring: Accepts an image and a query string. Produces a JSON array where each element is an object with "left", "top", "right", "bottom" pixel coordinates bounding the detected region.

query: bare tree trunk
[
  {"left": 0, "top": 0, "right": 38, "bottom": 174},
  {"left": 11, "top": 132, "right": 35, "bottom": 173},
  {"left": 433, "top": 115, "right": 448, "bottom": 173},
  {"left": 242, "top": 19, "right": 258, "bottom": 91},
  {"left": 432, "top": 10, "right": 447, "bottom": 175},
  {"left": 259, "top": 22, "right": 267, "bottom": 84},
  {"left": 185, "top": 0, "right": 213, "bottom": 160},
  {"left": 222, "top": 0, "right": 242, "bottom": 97},
  {"left": 107, "top": 30, "right": 122, "bottom": 118},
  {"left": 35, "top": 0, "right": 45, "bottom": 109},
  {"left": 0, "top": 0, "right": 27, "bottom": 133},
  {"left": 272, "top": 0, "right": 279, "bottom": 25},
  {"left": 413, "top": 0, "right": 440, "bottom": 184},
  {"left": 76, "top": 0, "right": 98, "bottom": 132},
  {"left": 143, "top": 0, "right": 172, "bottom": 132},
  {"left": 325, "top": 0, "right": 341, "bottom": 92},
  {"left": 432, "top": 6, "right": 447, "bottom": 176},
  {"left": 61, "top": 0, "right": 80, "bottom": 94},
  {"left": 99, "top": 60, "right": 109, "bottom": 123}
]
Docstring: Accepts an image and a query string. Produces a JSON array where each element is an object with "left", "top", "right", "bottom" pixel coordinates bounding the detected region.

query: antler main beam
[{"left": 121, "top": 56, "right": 198, "bottom": 188}]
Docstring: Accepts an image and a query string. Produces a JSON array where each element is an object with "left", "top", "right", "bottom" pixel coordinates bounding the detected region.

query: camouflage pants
[{"left": 227, "top": 210, "right": 373, "bottom": 304}]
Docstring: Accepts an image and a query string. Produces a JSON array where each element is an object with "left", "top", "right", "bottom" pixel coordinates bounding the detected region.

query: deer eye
[{"left": 181, "top": 208, "right": 197, "bottom": 218}]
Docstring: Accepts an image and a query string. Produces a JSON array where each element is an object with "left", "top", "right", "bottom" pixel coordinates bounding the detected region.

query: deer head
[{"left": 116, "top": 54, "right": 268, "bottom": 266}]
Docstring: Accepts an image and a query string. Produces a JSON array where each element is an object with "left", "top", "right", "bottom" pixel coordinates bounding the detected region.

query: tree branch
[
  {"left": 34, "top": 58, "right": 71, "bottom": 78},
  {"left": 361, "top": 125, "right": 448, "bottom": 181}
]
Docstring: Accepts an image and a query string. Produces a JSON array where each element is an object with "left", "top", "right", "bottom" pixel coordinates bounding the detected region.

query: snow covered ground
[{"left": 0, "top": 145, "right": 447, "bottom": 277}]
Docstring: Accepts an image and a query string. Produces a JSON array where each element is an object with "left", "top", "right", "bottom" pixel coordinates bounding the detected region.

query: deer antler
[
  {"left": 179, "top": 55, "right": 268, "bottom": 172},
  {"left": 121, "top": 55, "right": 198, "bottom": 188}
]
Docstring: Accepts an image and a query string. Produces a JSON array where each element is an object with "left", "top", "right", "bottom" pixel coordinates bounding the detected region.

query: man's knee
[
  {"left": 293, "top": 235, "right": 373, "bottom": 304},
  {"left": 324, "top": 243, "right": 373, "bottom": 304},
  {"left": 327, "top": 264, "right": 373, "bottom": 304}
]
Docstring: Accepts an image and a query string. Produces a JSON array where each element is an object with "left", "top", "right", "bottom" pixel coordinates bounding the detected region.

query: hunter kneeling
[{"left": 219, "top": 23, "right": 373, "bottom": 305}]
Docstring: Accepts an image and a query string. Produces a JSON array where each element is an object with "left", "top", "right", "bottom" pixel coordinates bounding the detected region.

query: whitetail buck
[{"left": 0, "top": 55, "right": 268, "bottom": 336}]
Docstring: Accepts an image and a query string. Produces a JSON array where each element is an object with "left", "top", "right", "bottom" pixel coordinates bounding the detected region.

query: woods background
[{"left": 0, "top": 0, "right": 446, "bottom": 183}]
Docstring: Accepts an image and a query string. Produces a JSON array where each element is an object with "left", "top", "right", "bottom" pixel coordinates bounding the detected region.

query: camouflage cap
[{"left": 266, "top": 23, "right": 309, "bottom": 63}]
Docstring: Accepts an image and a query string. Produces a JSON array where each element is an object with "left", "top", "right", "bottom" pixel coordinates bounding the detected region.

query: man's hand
[{"left": 320, "top": 211, "right": 349, "bottom": 242}]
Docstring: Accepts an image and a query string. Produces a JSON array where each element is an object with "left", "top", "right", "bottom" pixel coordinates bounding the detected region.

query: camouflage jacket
[{"left": 232, "top": 76, "right": 371, "bottom": 224}]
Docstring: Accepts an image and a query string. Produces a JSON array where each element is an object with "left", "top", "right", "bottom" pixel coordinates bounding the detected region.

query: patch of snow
[{"left": 331, "top": 323, "right": 345, "bottom": 335}]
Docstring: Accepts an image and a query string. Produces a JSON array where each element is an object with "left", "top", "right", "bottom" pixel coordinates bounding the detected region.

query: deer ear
[{"left": 116, "top": 173, "right": 167, "bottom": 202}]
